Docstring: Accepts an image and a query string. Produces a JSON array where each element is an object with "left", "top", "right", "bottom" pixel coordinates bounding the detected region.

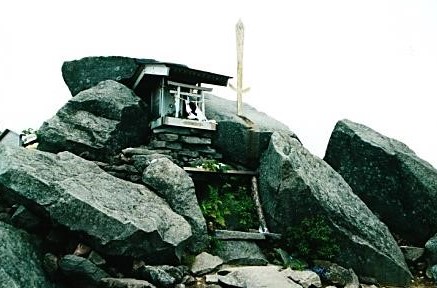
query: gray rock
[
  {"left": 213, "top": 229, "right": 266, "bottom": 241},
  {"left": 0, "top": 222, "right": 54, "bottom": 288},
  {"left": 0, "top": 145, "right": 191, "bottom": 261},
  {"left": 136, "top": 266, "right": 176, "bottom": 288},
  {"left": 425, "top": 234, "right": 437, "bottom": 265},
  {"left": 100, "top": 278, "right": 157, "bottom": 288},
  {"left": 427, "top": 265, "right": 437, "bottom": 282},
  {"left": 179, "top": 135, "right": 211, "bottom": 145},
  {"left": 142, "top": 157, "right": 208, "bottom": 253},
  {"left": 213, "top": 240, "right": 268, "bottom": 266},
  {"left": 59, "top": 254, "right": 109, "bottom": 285},
  {"left": 345, "top": 269, "right": 360, "bottom": 288},
  {"left": 400, "top": 246, "right": 425, "bottom": 262},
  {"left": 62, "top": 56, "right": 141, "bottom": 96},
  {"left": 312, "top": 260, "right": 354, "bottom": 286},
  {"left": 218, "top": 266, "right": 302, "bottom": 288},
  {"left": 10, "top": 205, "right": 42, "bottom": 232},
  {"left": 205, "top": 93, "right": 299, "bottom": 168},
  {"left": 280, "top": 269, "right": 322, "bottom": 288},
  {"left": 42, "top": 253, "right": 59, "bottom": 280},
  {"left": 190, "top": 252, "right": 223, "bottom": 276},
  {"left": 88, "top": 251, "right": 106, "bottom": 266},
  {"left": 37, "top": 80, "right": 148, "bottom": 162},
  {"left": 205, "top": 274, "right": 219, "bottom": 283},
  {"left": 132, "top": 153, "right": 172, "bottom": 173},
  {"left": 258, "top": 132, "right": 412, "bottom": 286},
  {"left": 157, "top": 133, "right": 179, "bottom": 142},
  {"left": 324, "top": 119, "right": 437, "bottom": 245}
]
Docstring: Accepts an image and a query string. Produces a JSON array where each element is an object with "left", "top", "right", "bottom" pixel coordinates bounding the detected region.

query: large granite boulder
[
  {"left": 37, "top": 80, "right": 148, "bottom": 162},
  {"left": 0, "top": 145, "right": 191, "bottom": 262},
  {"left": 324, "top": 119, "right": 437, "bottom": 245},
  {"left": 62, "top": 56, "right": 141, "bottom": 96},
  {"left": 0, "top": 222, "right": 54, "bottom": 288},
  {"left": 142, "top": 157, "right": 208, "bottom": 253},
  {"left": 205, "top": 94, "right": 299, "bottom": 169},
  {"left": 258, "top": 132, "right": 411, "bottom": 286}
]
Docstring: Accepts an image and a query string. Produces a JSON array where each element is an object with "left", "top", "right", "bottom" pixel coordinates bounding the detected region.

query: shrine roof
[{"left": 135, "top": 59, "right": 231, "bottom": 86}]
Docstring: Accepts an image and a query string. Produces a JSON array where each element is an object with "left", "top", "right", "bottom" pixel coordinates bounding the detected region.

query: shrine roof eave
[{"left": 135, "top": 59, "right": 232, "bottom": 87}]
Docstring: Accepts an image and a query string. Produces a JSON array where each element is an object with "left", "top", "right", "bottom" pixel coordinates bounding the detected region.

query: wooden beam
[
  {"left": 168, "top": 81, "right": 213, "bottom": 91},
  {"left": 183, "top": 167, "right": 257, "bottom": 176},
  {"left": 169, "top": 90, "right": 203, "bottom": 98}
]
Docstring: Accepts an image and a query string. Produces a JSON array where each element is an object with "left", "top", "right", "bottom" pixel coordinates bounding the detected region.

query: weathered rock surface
[
  {"left": 0, "top": 222, "right": 54, "bottom": 288},
  {"left": 324, "top": 119, "right": 437, "bottom": 245},
  {"left": 62, "top": 56, "right": 141, "bottom": 96},
  {"left": 218, "top": 266, "right": 302, "bottom": 288},
  {"left": 10, "top": 205, "right": 42, "bottom": 233},
  {"left": 280, "top": 268, "right": 322, "bottom": 288},
  {"left": 100, "top": 278, "right": 157, "bottom": 288},
  {"left": 59, "top": 254, "right": 109, "bottom": 286},
  {"left": 213, "top": 240, "right": 268, "bottom": 266},
  {"left": 0, "top": 145, "right": 191, "bottom": 261},
  {"left": 205, "top": 93, "right": 299, "bottom": 168},
  {"left": 425, "top": 234, "right": 437, "bottom": 265},
  {"left": 37, "top": 80, "right": 148, "bottom": 162},
  {"left": 190, "top": 252, "right": 223, "bottom": 276},
  {"left": 258, "top": 132, "right": 412, "bottom": 286},
  {"left": 142, "top": 157, "right": 208, "bottom": 253},
  {"left": 135, "top": 265, "right": 186, "bottom": 288},
  {"left": 400, "top": 246, "right": 424, "bottom": 262}
]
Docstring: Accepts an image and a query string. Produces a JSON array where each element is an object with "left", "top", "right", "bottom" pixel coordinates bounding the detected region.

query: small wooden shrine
[{"left": 132, "top": 60, "right": 231, "bottom": 131}]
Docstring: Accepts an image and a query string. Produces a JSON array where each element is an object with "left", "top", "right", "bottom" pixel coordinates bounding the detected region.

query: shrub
[
  {"left": 200, "top": 183, "right": 258, "bottom": 231},
  {"left": 283, "top": 216, "right": 340, "bottom": 260}
]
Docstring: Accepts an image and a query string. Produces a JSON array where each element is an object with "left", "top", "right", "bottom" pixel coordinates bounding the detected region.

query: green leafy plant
[
  {"left": 200, "top": 183, "right": 258, "bottom": 231},
  {"left": 283, "top": 216, "right": 340, "bottom": 260},
  {"left": 192, "top": 159, "right": 231, "bottom": 173},
  {"left": 200, "top": 185, "right": 230, "bottom": 228},
  {"left": 274, "top": 248, "right": 308, "bottom": 270}
]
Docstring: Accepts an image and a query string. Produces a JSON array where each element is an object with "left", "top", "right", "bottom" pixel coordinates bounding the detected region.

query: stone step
[{"left": 213, "top": 229, "right": 281, "bottom": 241}]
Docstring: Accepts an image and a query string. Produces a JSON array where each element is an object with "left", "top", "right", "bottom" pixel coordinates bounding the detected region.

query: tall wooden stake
[
  {"left": 236, "top": 19, "right": 244, "bottom": 116},
  {"left": 251, "top": 176, "right": 269, "bottom": 233}
]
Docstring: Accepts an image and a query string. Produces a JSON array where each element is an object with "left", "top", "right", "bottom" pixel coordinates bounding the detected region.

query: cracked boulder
[
  {"left": 0, "top": 145, "right": 191, "bottom": 262},
  {"left": 324, "top": 119, "right": 437, "bottom": 245},
  {"left": 258, "top": 132, "right": 411, "bottom": 286},
  {"left": 37, "top": 80, "right": 148, "bottom": 162}
]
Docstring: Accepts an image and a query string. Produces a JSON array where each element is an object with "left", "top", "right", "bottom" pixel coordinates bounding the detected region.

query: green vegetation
[
  {"left": 193, "top": 159, "right": 230, "bottom": 172},
  {"left": 193, "top": 158, "right": 258, "bottom": 232},
  {"left": 282, "top": 216, "right": 340, "bottom": 260},
  {"left": 200, "top": 183, "right": 258, "bottom": 231},
  {"left": 274, "top": 248, "right": 308, "bottom": 270}
]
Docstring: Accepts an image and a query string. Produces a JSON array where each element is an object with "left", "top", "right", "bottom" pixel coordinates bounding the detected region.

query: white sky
[{"left": 1, "top": 0, "right": 436, "bottom": 168}]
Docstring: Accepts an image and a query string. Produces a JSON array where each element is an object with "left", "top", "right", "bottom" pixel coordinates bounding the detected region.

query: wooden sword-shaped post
[{"left": 230, "top": 19, "right": 250, "bottom": 117}]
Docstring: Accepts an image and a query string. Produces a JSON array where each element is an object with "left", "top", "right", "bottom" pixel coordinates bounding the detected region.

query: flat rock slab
[
  {"left": 213, "top": 240, "right": 268, "bottom": 266},
  {"left": 190, "top": 252, "right": 223, "bottom": 276},
  {"left": 213, "top": 229, "right": 266, "bottom": 240},
  {"left": 100, "top": 278, "right": 157, "bottom": 288},
  {"left": 218, "top": 266, "right": 302, "bottom": 288},
  {"left": 0, "top": 145, "right": 191, "bottom": 261}
]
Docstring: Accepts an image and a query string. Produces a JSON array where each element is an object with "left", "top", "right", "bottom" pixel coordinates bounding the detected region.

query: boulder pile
[{"left": 1, "top": 56, "right": 436, "bottom": 287}]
